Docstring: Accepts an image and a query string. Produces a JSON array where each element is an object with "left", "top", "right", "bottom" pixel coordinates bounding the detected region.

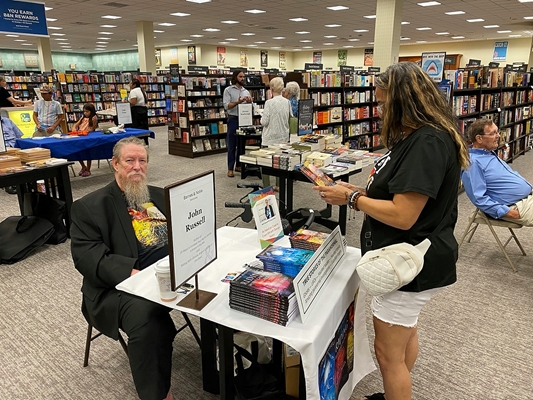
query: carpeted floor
[{"left": 0, "top": 127, "right": 532, "bottom": 399}]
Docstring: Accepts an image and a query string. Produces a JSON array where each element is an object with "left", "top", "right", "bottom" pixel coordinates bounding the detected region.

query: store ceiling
[{"left": 1, "top": 0, "right": 533, "bottom": 54}]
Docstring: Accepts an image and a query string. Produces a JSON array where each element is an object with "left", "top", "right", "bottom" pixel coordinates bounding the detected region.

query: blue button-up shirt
[
  {"left": 223, "top": 85, "right": 251, "bottom": 117},
  {"left": 1, "top": 117, "right": 24, "bottom": 147},
  {"left": 461, "top": 147, "right": 532, "bottom": 218}
]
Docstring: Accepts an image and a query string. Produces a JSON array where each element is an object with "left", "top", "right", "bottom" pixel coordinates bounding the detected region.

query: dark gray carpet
[{"left": 0, "top": 127, "right": 531, "bottom": 399}]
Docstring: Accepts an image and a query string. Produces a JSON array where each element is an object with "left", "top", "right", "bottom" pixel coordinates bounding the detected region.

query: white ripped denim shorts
[{"left": 370, "top": 286, "right": 448, "bottom": 328}]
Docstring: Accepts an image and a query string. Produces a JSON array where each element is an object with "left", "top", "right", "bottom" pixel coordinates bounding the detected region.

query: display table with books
[
  {"left": 116, "top": 226, "right": 375, "bottom": 400},
  {"left": 15, "top": 128, "right": 154, "bottom": 161}
]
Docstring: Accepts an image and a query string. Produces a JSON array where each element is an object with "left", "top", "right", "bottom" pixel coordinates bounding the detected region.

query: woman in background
[
  {"left": 126, "top": 78, "right": 148, "bottom": 130},
  {"left": 260, "top": 77, "right": 290, "bottom": 189},
  {"left": 72, "top": 103, "right": 98, "bottom": 177},
  {"left": 283, "top": 81, "right": 300, "bottom": 117}
]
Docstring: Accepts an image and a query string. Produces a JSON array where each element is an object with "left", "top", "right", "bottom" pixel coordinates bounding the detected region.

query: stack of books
[
  {"left": 18, "top": 148, "right": 51, "bottom": 163},
  {"left": 229, "top": 267, "right": 299, "bottom": 326},
  {"left": 290, "top": 229, "right": 329, "bottom": 252},
  {"left": 256, "top": 245, "right": 314, "bottom": 278},
  {"left": 0, "top": 155, "right": 22, "bottom": 169}
]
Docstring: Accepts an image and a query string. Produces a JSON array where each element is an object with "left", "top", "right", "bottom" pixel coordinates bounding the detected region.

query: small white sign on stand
[
  {"left": 249, "top": 187, "right": 284, "bottom": 249},
  {"left": 116, "top": 102, "right": 132, "bottom": 125},
  {"left": 165, "top": 170, "right": 217, "bottom": 310},
  {"left": 293, "top": 226, "right": 347, "bottom": 323},
  {"left": 238, "top": 103, "right": 253, "bottom": 126},
  {"left": 0, "top": 119, "right": 6, "bottom": 153}
]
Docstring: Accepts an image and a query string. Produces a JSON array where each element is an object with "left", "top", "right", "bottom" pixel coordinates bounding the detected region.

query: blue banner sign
[{"left": 0, "top": 0, "right": 48, "bottom": 37}]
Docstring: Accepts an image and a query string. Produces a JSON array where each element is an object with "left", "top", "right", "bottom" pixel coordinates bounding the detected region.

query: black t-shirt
[
  {"left": 360, "top": 126, "right": 461, "bottom": 292},
  {"left": 0, "top": 87, "right": 12, "bottom": 108}
]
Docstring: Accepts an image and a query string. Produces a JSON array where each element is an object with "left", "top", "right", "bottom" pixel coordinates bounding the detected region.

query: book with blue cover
[{"left": 256, "top": 245, "right": 314, "bottom": 278}]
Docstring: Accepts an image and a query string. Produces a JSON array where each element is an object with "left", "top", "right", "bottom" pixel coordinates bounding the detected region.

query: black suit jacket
[{"left": 70, "top": 180, "right": 166, "bottom": 339}]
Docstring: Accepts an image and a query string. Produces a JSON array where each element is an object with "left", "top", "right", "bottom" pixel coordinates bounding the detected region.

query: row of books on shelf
[
  {"left": 65, "top": 101, "right": 115, "bottom": 112},
  {"left": 146, "top": 92, "right": 165, "bottom": 100},
  {"left": 169, "top": 99, "right": 186, "bottom": 113},
  {"left": 344, "top": 121, "right": 377, "bottom": 137},
  {"left": 315, "top": 108, "right": 343, "bottom": 125},
  {"left": 345, "top": 90, "right": 373, "bottom": 104},
  {"left": 188, "top": 90, "right": 221, "bottom": 97},
  {"left": 181, "top": 76, "right": 228, "bottom": 90},
  {"left": 2, "top": 75, "right": 51, "bottom": 83},
  {"left": 445, "top": 68, "right": 533, "bottom": 90},
  {"left": 148, "top": 116, "right": 167, "bottom": 125},
  {"left": 165, "top": 85, "right": 186, "bottom": 98},
  {"left": 188, "top": 108, "right": 226, "bottom": 121},
  {"left": 302, "top": 72, "right": 375, "bottom": 88},
  {"left": 314, "top": 125, "right": 343, "bottom": 136},
  {"left": 190, "top": 121, "right": 228, "bottom": 136},
  {"left": 141, "top": 84, "right": 165, "bottom": 92},
  {"left": 147, "top": 108, "right": 167, "bottom": 117},
  {"left": 346, "top": 134, "right": 381, "bottom": 150},
  {"left": 453, "top": 95, "right": 477, "bottom": 115},
  {"left": 146, "top": 100, "right": 166, "bottom": 108},
  {"left": 188, "top": 98, "right": 223, "bottom": 108},
  {"left": 310, "top": 92, "right": 342, "bottom": 106},
  {"left": 344, "top": 106, "right": 372, "bottom": 121},
  {"left": 63, "top": 83, "right": 127, "bottom": 94},
  {"left": 192, "top": 138, "right": 227, "bottom": 152}
]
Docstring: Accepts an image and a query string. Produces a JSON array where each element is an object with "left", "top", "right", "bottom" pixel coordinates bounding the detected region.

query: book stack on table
[
  {"left": 289, "top": 229, "right": 329, "bottom": 252},
  {"left": 256, "top": 245, "right": 314, "bottom": 278},
  {"left": 229, "top": 267, "right": 299, "bottom": 326}
]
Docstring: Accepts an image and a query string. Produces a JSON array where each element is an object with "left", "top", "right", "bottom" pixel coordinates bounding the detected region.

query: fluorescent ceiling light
[
  {"left": 245, "top": 9, "right": 266, "bottom": 14},
  {"left": 497, "top": 30, "right": 512, "bottom": 33},
  {"left": 241, "top": 32, "right": 255, "bottom": 36},
  {"left": 247, "top": 44, "right": 257, "bottom": 47},
  {"left": 48, "top": 27, "right": 62, "bottom": 30},
  {"left": 401, "top": 22, "right": 410, "bottom": 25},
  {"left": 524, "top": 16, "right": 533, "bottom": 19},
  {"left": 484, "top": 25, "right": 499, "bottom": 28},
  {"left": 324, "top": 35, "right": 337, "bottom": 38},
  {"left": 97, "top": 37, "right": 110, "bottom": 40},
  {"left": 187, "top": 0, "right": 211, "bottom": 3},
  {"left": 452, "top": 36, "right": 465, "bottom": 39},
  {"left": 158, "top": 23, "right": 176, "bottom": 26},
  {"left": 300, "top": 39, "right": 312, "bottom": 42},
  {"left": 154, "top": 30, "right": 165, "bottom": 33},
  {"left": 100, "top": 25, "right": 117, "bottom": 28},
  {"left": 327, "top": 6, "right": 349, "bottom": 11},
  {"left": 418, "top": 1, "right": 441, "bottom": 6},
  {"left": 348, "top": 38, "right": 360, "bottom": 41},
  {"left": 51, "top": 33, "right": 65, "bottom": 36},
  {"left": 45, "top": 7, "right": 53, "bottom": 10},
  {"left": 343, "top": 45, "right": 354, "bottom": 48},
  {"left": 98, "top": 32, "right": 113, "bottom": 35},
  {"left": 95, "top": 48, "right": 106, "bottom": 51},
  {"left": 445, "top": 11, "right": 465, "bottom": 15},
  {"left": 55, "top": 38, "right": 68, "bottom": 41},
  {"left": 353, "top": 29, "right": 368, "bottom": 32},
  {"left": 289, "top": 17, "right": 308, "bottom": 22},
  {"left": 518, "top": 0, "right": 533, "bottom": 2},
  {"left": 400, "top": 37, "right": 411, "bottom": 40},
  {"left": 417, "top": 41, "right": 427, "bottom": 43},
  {"left": 221, "top": 20, "right": 239, "bottom": 24},
  {"left": 363, "top": 15, "right": 376, "bottom": 19},
  {"left": 296, "top": 31, "right": 310, "bottom": 34},
  {"left": 46, "top": 18, "right": 57, "bottom": 21},
  {"left": 180, "top": 39, "right": 193, "bottom": 42},
  {"left": 5, "top": 34, "right": 19, "bottom": 37},
  {"left": 190, "top": 34, "right": 204, "bottom": 37},
  {"left": 325, "top": 24, "right": 341, "bottom": 27},
  {"left": 96, "top": 42, "right": 108, "bottom": 44},
  {"left": 323, "top": 43, "right": 334, "bottom": 45},
  {"left": 60, "top": 45, "right": 71, "bottom": 47},
  {"left": 509, "top": 34, "right": 522, "bottom": 37},
  {"left": 368, "top": 42, "right": 374, "bottom": 44},
  {"left": 203, "top": 28, "right": 220, "bottom": 32},
  {"left": 132, "top": 44, "right": 138, "bottom": 47},
  {"left": 219, "top": 41, "right": 229, "bottom": 44},
  {"left": 293, "top": 49, "right": 301, "bottom": 51},
  {"left": 254, "top": 41, "right": 266, "bottom": 44},
  {"left": 271, "top": 46, "right": 281, "bottom": 49},
  {"left": 302, "top": 46, "right": 313, "bottom": 49},
  {"left": 435, "top": 32, "right": 449, "bottom": 35},
  {"left": 416, "top": 27, "right": 431, "bottom": 30},
  {"left": 14, "top": 39, "right": 27, "bottom": 42},
  {"left": 170, "top": 12, "right": 190, "bottom": 17},
  {"left": 273, "top": 37, "right": 285, "bottom": 39},
  {"left": 21, "top": 43, "right": 33, "bottom": 45},
  {"left": 226, "top": 38, "right": 238, "bottom": 41},
  {"left": 467, "top": 19, "right": 484, "bottom": 22},
  {"left": 101, "top": 15, "right": 121, "bottom": 19}
]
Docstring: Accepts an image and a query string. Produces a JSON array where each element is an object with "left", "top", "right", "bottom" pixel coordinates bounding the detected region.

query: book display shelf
[
  {"left": 1, "top": 74, "right": 48, "bottom": 102},
  {"left": 447, "top": 68, "right": 533, "bottom": 163},
  {"left": 303, "top": 71, "right": 382, "bottom": 151}
]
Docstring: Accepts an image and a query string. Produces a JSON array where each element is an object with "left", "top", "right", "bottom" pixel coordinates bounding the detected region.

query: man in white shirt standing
[
  {"left": 223, "top": 69, "right": 252, "bottom": 177},
  {"left": 32, "top": 84, "right": 64, "bottom": 137}
]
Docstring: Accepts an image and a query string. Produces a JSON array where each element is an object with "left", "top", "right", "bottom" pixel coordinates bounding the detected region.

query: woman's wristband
[{"left": 348, "top": 190, "right": 364, "bottom": 211}]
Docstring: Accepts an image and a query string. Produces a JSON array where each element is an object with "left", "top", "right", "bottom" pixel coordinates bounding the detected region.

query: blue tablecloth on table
[{"left": 15, "top": 129, "right": 154, "bottom": 161}]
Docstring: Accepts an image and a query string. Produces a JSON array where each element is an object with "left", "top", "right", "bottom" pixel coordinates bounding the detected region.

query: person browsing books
[
  {"left": 70, "top": 137, "right": 177, "bottom": 400},
  {"left": 283, "top": 81, "right": 300, "bottom": 117},
  {"left": 32, "top": 84, "right": 64, "bottom": 137},
  {"left": 0, "top": 76, "right": 33, "bottom": 108},
  {"left": 312, "top": 62, "right": 470, "bottom": 400},
  {"left": 1, "top": 116, "right": 24, "bottom": 194},
  {"left": 72, "top": 103, "right": 98, "bottom": 177},
  {"left": 261, "top": 77, "right": 291, "bottom": 189},
  {"left": 223, "top": 69, "right": 252, "bottom": 177},
  {"left": 125, "top": 78, "right": 149, "bottom": 130},
  {"left": 461, "top": 118, "right": 533, "bottom": 225}
]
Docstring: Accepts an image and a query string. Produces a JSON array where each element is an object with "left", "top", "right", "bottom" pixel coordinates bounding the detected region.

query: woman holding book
[
  {"left": 72, "top": 103, "right": 98, "bottom": 177},
  {"left": 261, "top": 77, "right": 291, "bottom": 189},
  {"left": 125, "top": 78, "right": 148, "bottom": 129},
  {"left": 313, "top": 62, "right": 469, "bottom": 400}
]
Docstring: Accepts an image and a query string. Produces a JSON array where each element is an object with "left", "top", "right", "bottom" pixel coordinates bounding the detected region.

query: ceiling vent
[
  {"left": 71, "top": 21, "right": 91, "bottom": 25},
  {"left": 103, "top": 2, "right": 129, "bottom": 7},
  {"left": 262, "top": 26, "right": 278, "bottom": 30}
]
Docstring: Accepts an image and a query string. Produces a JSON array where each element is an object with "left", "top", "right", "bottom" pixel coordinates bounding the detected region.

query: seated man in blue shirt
[
  {"left": 1, "top": 116, "right": 24, "bottom": 194},
  {"left": 461, "top": 118, "right": 533, "bottom": 226}
]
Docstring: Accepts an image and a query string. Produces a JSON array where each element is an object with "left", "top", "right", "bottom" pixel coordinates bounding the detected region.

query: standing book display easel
[
  {"left": 165, "top": 170, "right": 217, "bottom": 310},
  {"left": 0, "top": 119, "right": 6, "bottom": 153}
]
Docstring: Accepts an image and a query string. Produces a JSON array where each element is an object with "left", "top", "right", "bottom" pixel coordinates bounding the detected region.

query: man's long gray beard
[{"left": 123, "top": 180, "right": 150, "bottom": 209}]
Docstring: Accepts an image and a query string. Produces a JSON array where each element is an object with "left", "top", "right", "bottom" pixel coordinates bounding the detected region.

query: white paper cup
[{"left": 154, "top": 260, "right": 177, "bottom": 302}]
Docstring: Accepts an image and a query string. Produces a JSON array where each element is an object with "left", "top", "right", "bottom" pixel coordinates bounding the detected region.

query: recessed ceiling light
[
  {"left": 96, "top": 41, "right": 108, "bottom": 44},
  {"left": 95, "top": 48, "right": 106, "bottom": 51},
  {"left": 518, "top": 0, "right": 533, "bottom": 2},
  {"left": 273, "top": 36, "right": 285, "bottom": 39},
  {"left": 154, "top": 30, "right": 165, "bottom": 33},
  {"left": 435, "top": 32, "right": 449, "bottom": 35},
  {"left": 254, "top": 41, "right": 266, "bottom": 44},
  {"left": 181, "top": 39, "right": 193, "bottom": 42},
  {"left": 5, "top": 34, "right": 19, "bottom": 37},
  {"left": 484, "top": 25, "right": 499, "bottom": 28},
  {"left": 353, "top": 29, "right": 369, "bottom": 32},
  {"left": 296, "top": 31, "right": 310, "bottom": 34},
  {"left": 524, "top": 16, "right": 533, "bottom": 20},
  {"left": 46, "top": 18, "right": 57, "bottom": 22},
  {"left": 101, "top": 15, "right": 122, "bottom": 19},
  {"left": 271, "top": 46, "right": 281, "bottom": 49},
  {"left": 245, "top": 9, "right": 266, "bottom": 14},
  {"left": 418, "top": 1, "right": 441, "bottom": 6},
  {"left": 158, "top": 23, "right": 176, "bottom": 27},
  {"left": 190, "top": 34, "right": 204, "bottom": 37},
  {"left": 226, "top": 38, "right": 238, "bottom": 41},
  {"left": 343, "top": 45, "right": 354, "bottom": 48},
  {"left": 416, "top": 27, "right": 432, "bottom": 30},
  {"left": 100, "top": 25, "right": 117, "bottom": 28},
  {"left": 452, "top": 36, "right": 465, "bottom": 39},
  {"left": 60, "top": 45, "right": 71, "bottom": 47},
  {"left": 363, "top": 15, "right": 376, "bottom": 19},
  {"left": 51, "top": 33, "right": 65, "bottom": 36},
  {"left": 219, "top": 41, "right": 229, "bottom": 44},
  {"left": 21, "top": 43, "right": 33, "bottom": 46},
  {"left": 97, "top": 37, "right": 110, "bottom": 40},
  {"left": 368, "top": 42, "right": 374, "bottom": 44},
  {"left": 467, "top": 19, "right": 484, "bottom": 22},
  {"left": 187, "top": 0, "right": 211, "bottom": 3},
  {"left": 293, "top": 49, "right": 302, "bottom": 51},
  {"left": 509, "top": 34, "right": 522, "bottom": 37},
  {"left": 324, "top": 35, "right": 337, "bottom": 38},
  {"left": 327, "top": 6, "right": 349, "bottom": 11},
  {"left": 241, "top": 32, "right": 255, "bottom": 36},
  {"left": 98, "top": 32, "right": 114, "bottom": 35},
  {"left": 154, "top": 36, "right": 157, "bottom": 38},
  {"left": 55, "top": 38, "right": 68, "bottom": 41},
  {"left": 14, "top": 39, "right": 27, "bottom": 42},
  {"left": 45, "top": 7, "right": 53, "bottom": 10},
  {"left": 325, "top": 24, "right": 341, "bottom": 27},
  {"left": 221, "top": 20, "right": 239, "bottom": 24},
  {"left": 323, "top": 42, "right": 334, "bottom": 45},
  {"left": 445, "top": 11, "right": 465, "bottom": 15},
  {"left": 48, "top": 27, "right": 62, "bottom": 30},
  {"left": 302, "top": 46, "right": 313, "bottom": 49},
  {"left": 348, "top": 38, "right": 360, "bottom": 41},
  {"left": 247, "top": 44, "right": 257, "bottom": 47},
  {"left": 400, "top": 37, "right": 411, "bottom": 40},
  {"left": 170, "top": 12, "right": 190, "bottom": 17},
  {"left": 133, "top": 44, "right": 138, "bottom": 47},
  {"left": 497, "top": 30, "right": 512, "bottom": 33},
  {"left": 300, "top": 40, "right": 312, "bottom": 42},
  {"left": 203, "top": 28, "right": 220, "bottom": 32},
  {"left": 289, "top": 17, "right": 308, "bottom": 22},
  {"left": 401, "top": 22, "right": 410, "bottom": 25},
  {"left": 416, "top": 40, "right": 427, "bottom": 43}
]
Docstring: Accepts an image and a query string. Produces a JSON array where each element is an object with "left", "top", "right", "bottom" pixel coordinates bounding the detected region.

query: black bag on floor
[
  {"left": 24, "top": 192, "right": 67, "bottom": 244},
  {"left": 0, "top": 216, "right": 54, "bottom": 264},
  {"left": 234, "top": 344, "right": 280, "bottom": 400}
]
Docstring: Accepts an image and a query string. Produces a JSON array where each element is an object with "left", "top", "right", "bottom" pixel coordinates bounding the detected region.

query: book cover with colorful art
[{"left": 249, "top": 187, "right": 284, "bottom": 249}]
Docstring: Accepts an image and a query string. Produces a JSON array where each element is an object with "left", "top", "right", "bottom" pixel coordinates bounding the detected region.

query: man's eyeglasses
[{"left": 478, "top": 130, "right": 500, "bottom": 137}]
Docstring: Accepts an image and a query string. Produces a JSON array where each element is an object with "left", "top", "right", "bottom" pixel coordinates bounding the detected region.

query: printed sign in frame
[
  {"left": 421, "top": 52, "right": 446, "bottom": 83},
  {"left": 493, "top": 41, "right": 508, "bottom": 61}
]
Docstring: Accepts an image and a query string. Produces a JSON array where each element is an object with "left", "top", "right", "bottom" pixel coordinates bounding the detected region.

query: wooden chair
[{"left": 458, "top": 208, "right": 526, "bottom": 272}]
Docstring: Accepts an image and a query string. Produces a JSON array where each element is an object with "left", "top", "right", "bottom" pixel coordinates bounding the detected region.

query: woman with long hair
[{"left": 73, "top": 103, "right": 98, "bottom": 177}]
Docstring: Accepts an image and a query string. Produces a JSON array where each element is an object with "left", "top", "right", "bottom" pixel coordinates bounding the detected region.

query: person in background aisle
[
  {"left": 223, "top": 69, "right": 252, "bottom": 177},
  {"left": 260, "top": 77, "right": 290, "bottom": 189},
  {"left": 32, "top": 84, "right": 64, "bottom": 137},
  {"left": 72, "top": 103, "right": 98, "bottom": 177},
  {"left": 126, "top": 78, "right": 149, "bottom": 130},
  {"left": 1, "top": 116, "right": 24, "bottom": 194},
  {"left": 312, "top": 62, "right": 469, "bottom": 400},
  {"left": 0, "top": 76, "right": 33, "bottom": 108},
  {"left": 70, "top": 137, "right": 177, "bottom": 400},
  {"left": 461, "top": 118, "right": 533, "bottom": 225},
  {"left": 283, "top": 81, "right": 300, "bottom": 117}
]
